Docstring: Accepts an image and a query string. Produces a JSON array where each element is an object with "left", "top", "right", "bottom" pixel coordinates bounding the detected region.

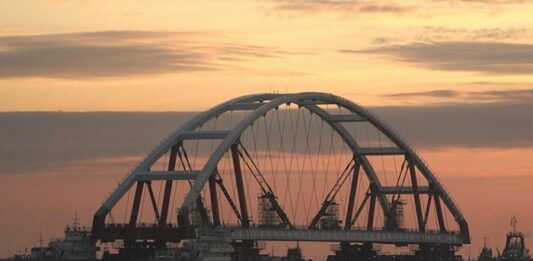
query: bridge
[{"left": 91, "top": 92, "right": 469, "bottom": 259}]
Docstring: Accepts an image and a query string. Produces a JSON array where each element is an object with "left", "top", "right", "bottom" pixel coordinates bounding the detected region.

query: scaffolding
[
  {"left": 188, "top": 202, "right": 210, "bottom": 227},
  {"left": 258, "top": 194, "right": 279, "bottom": 227},
  {"left": 320, "top": 201, "right": 341, "bottom": 230},
  {"left": 385, "top": 199, "right": 406, "bottom": 231}
]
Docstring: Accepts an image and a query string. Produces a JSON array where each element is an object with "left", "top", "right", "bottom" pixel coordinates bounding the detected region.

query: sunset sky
[
  {"left": 1, "top": 0, "right": 533, "bottom": 259},
  {"left": 2, "top": 0, "right": 533, "bottom": 110}
]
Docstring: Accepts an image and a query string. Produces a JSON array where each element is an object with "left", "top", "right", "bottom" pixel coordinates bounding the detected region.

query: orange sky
[
  {"left": 1, "top": 0, "right": 533, "bottom": 259},
  {"left": 1, "top": 0, "right": 533, "bottom": 111},
  {"left": 1, "top": 148, "right": 532, "bottom": 258}
]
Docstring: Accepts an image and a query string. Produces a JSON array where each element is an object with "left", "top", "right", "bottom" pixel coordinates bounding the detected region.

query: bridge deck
[
  {"left": 96, "top": 223, "right": 466, "bottom": 245},
  {"left": 208, "top": 227, "right": 466, "bottom": 245}
]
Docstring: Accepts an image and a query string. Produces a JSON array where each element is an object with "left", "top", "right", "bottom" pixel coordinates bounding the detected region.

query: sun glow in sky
[
  {"left": 1, "top": 0, "right": 533, "bottom": 259},
  {"left": 1, "top": 0, "right": 533, "bottom": 111}
]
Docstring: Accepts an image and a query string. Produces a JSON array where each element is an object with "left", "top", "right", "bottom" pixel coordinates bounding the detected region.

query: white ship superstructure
[{"left": 48, "top": 216, "right": 97, "bottom": 261}]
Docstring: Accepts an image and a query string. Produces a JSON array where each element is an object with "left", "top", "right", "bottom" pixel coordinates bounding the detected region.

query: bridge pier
[
  {"left": 327, "top": 242, "right": 461, "bottom": 261},
  {"left": 231, "top": 240, "right": 261, "bottom": 261},
  {"left": 327, "top": 242, "right": 378, "bottom": 261},
  {"left": 415, "top": 244, "right": 460, "bottom": 261}
]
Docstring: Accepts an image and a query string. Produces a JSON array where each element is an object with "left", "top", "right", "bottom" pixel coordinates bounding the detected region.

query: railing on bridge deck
[
  {"left": 94, "top": 222, "right": 466, "bottom": 245},
  {"left": 206, "top": 224, "right": 465, "bottom": 245},
  {"left": 94, "top": 223, "right": 182, "bottom": 243}
]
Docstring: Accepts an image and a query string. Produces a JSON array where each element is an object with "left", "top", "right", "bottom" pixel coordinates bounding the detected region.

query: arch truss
[{"left": 92, "top": 92, "right": 469, "bottom": 247}]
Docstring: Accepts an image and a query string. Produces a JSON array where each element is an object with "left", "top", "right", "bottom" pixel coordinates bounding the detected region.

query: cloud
[
  {"left": 374, "top": 102, "right": 533, "bottom": 150},
  {"left": 413, "top": 27, "right": 533, "bottom": 42},
  {"left": 372, "top": 37, "right": 400, "bottom": 45},
  {"left": 434, "top": 0, "right": 531, "bottom": 3},
  {"left": 383, "top": 89, "right": 533, "bottom": 103},
  {"left": 385, "top": 89, "right": 459, "bottom": 98},
  {"left": 1, "top": 98, "right": 532, "bottom": 175},
  {"left": 0, "top": 112, "right": 197, "bottom": 175},
  {"left": 0, "top": 31, "right": 291, "bottom": 79},
  {"left": 269, "top": 0, "right": 413, "bottom": 14},
  {"left": 370, "top": 27, "right": 533, "bottom": 46},
  {"left": 346, "top": 41, "right": 533, "bottom": 75}
]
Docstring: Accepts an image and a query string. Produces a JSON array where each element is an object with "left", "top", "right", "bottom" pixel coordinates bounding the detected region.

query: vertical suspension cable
[
  {"left": 263, "top": 113, "right": 278, "bottom": 193},
  {"left": 377, "top": 129, "right": 389, "bottom": 187},
  {"left": 311, "top": 118, "right": 324, "bottom": 215},
  {"left": 296, "top": 109, "right": 312, "bottom": 224},
  {"left": 138, "top": 183, "right": 146, "bottom": 225},
  {"left": 355, "top": 164, "right": 365, "bottom": 228},
  {"left": 218, "top": 159, "right": 227, "bottom": 224},
  {"left": 335, "top": 106, "right": 349, "bottom": 216},
  {"left": 192, "top": 125, "right": 202, "bottom": 170},
  {"left": 443, "top": 206, "right": 449, "bottom": 230},
  {"left": 364, "top": 122, "right": 371, "bottom": 148},
  {"left": 275, "top": 107, "right": 290, "bottom": 208},
  {"left": 322, "top": 115, "right": 335, "bottom": 205},
  {"left": 217, "top": 141, "right": 228, "bottom": 223},
  {"left": 157, "top": 151, "right": 169, "bottom": 210},
  {"left": 108, "top": 211, "right": 115, "bottom": 224},
  {"left": 206, "top": 116, "right": 219, "bottom": 211},
  {"left": 351, "top": 111, "right": 363, "bottom": 228},
  {"left": 123, "top": 186, "right": 131, "bottom": 224},
  {"left": 226, "top": 111, "right": 238, "bottom": 224},
  {"left": 392, "top": 155, "right": 399, "bottom": 188},
  {"left": 257, "top": 115, "right": 268, "bottom": 175},
  {"left": 244, "top": 125, "right": 256, "bottom": 223},
  {"left": 251, "top": 121, "right": 260, "bottom": 171},
  {"left": 284, "top": 105, "right": 301, "bottom": 222},
  {"left": 169, "top": 179, "right": 179, "bottom": 225},
  {"left": 363, "top": 121, "right": 376, "bottom": 227}
]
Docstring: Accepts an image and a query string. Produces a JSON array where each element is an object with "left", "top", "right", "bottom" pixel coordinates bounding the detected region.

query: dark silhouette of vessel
[
  {"left": 475, "top": 217, "right": 531, "bottom": 261},
  {"left": 477, "top": 236, "right": 494, "bottom": 261},
  {"left": 498, "top": 217, "right": 530, "bottom": 261}
]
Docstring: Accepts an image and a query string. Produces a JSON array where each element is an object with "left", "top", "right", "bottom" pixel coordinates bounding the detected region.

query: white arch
[{"left": 94, "top": 92, "right": 468, "bottom": 242}]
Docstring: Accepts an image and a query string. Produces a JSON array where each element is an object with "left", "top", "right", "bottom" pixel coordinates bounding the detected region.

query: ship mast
[
  {"left": 73, "top": 211, "right": 80, "bottom": 230},
  {"left": 511, "top": 216, "right": 518, "bottom": 233},
  {"left": 39, "top": 232, "right": 43, "bottom": 261}
]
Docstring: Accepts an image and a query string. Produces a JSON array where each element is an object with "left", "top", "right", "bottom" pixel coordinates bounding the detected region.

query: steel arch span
[{"left": 92, "top": 92, "right": 469, "bottom": 248}]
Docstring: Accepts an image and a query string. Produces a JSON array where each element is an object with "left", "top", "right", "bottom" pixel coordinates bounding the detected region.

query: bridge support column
[
  {"left": 126, "top": 181, "right": 145, "bottom": 247},
  {"left": 409, "top": 161, "right": 426, "bottom": 232},
  {"left": 209, "top": 171, "right": 221, "bottom": 226},
  {"left": 434, "top": 193, "right": 447, "bottom": 232},
  {"left": 159, "top": 145, "right": 179, "bottom": 227},
  {"left": 345, "top": 159, "right": 361, "bottom": 230},
  {"left": 367, "top": 186, "right": 377, "bottom": 230},
  {"left": 129, "top": 181, "right": 144, "bottom": 227},
  {"left": 231, "top": 143, "right": 250, "bottom": 227}
]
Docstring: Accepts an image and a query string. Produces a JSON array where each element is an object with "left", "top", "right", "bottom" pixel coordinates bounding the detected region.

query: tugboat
[
  {"left": 498, "top": 217, "right": 531, "bottom": 261},
  {"left": 282, "top": 243, "right": 305, "bottom": 261},
  {"left": 3, "top": 213, "right": 97, "bottom": 261},
  {"left": 48, "top": 213, "right": 97, "bottom": 260},
  {"left": 477, "top": 236, "right": 494, "bottom": 261}
]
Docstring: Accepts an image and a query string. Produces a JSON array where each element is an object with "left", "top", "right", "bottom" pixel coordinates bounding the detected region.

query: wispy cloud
[
  {"left": 383, "top": 89, "right": 533, "bottom": 103},
  {"left": 345, "top": 41, "right": 533, "bottom": 75},
  {"left": 433, "top": 0, "right": 532, "bottom": 4},
  {"left": 268, "top": 0, "right": 414, "bottom": 14},
  {"left": 413, "top": 27, "right": 533, "bottom": 42},
  {"left": 385, "top": 89, "right": 459, "bottom": 98},
  {"left": 370, "top": 27, "right": 533, "bottom": 46},
  {"left": 0, "top": 31, "right": 294, "bottom": 79}
]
